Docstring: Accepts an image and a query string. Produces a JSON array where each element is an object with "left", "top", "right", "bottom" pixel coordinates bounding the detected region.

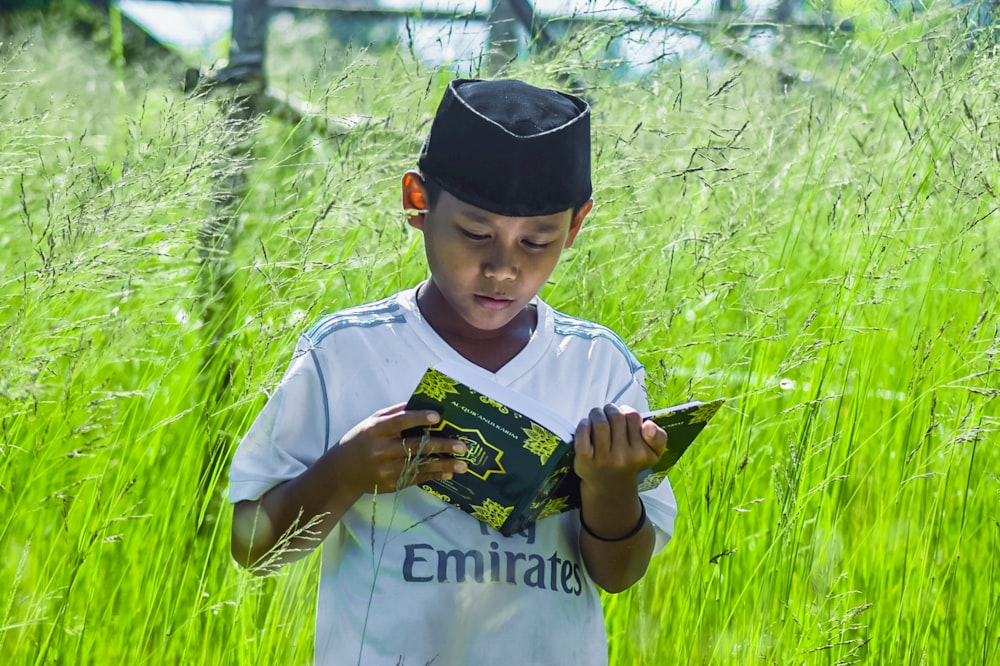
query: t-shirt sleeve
[
  {"left": 229, "top": 338, "right": 329, "bottom": 503},
  {"left": 613, "top": 367, "right": 678, "bottom": 554}
]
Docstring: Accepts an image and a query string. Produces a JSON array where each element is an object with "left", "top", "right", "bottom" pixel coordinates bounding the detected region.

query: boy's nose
[{"left": 482, "top": 244, "right": 518, "bottom": 281}]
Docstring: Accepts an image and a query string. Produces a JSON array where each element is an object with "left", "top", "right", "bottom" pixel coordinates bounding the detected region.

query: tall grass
[{"left": 1, "top": 8, "right": 998, "bottom": 665}]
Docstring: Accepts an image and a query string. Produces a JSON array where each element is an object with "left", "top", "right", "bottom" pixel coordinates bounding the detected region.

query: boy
[{"left": 229, "top": 79, "right": 678, "bottom": 665}]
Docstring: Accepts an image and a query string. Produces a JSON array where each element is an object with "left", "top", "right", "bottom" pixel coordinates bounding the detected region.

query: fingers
[
  {"left": 378, "top": 406, "right": 442, "bottom": 435},
  {"left": 398, "top": 440, "right": 469, "bottom": 487},
  {"left": 400, "top": 434, "right": 466, "bottom": 458},
  {"left": 589, "top": 405, "right": 612, "bottom": 457},
  {"left": 623, "top": 407, "right": 643, "bottom": 451},
  {"left": 574, "top": 404, "right": 666, "bottom": 484},
  {"left": 375, "top": 435, "right": 468, "bottom": 490},
  {"left": 408, "top": 456, "right": 469, "bottom": 484},
  {"left": 348, "top": 403, "right": 473, "bottom": 491},
  {"left": 578, "top": 404, "right": 643, "bottom": 457},
  {"left": 574, "top": 419, "right": 593, "bottom": 458},
  {"left": 374, "top": 402, "right": 408, "bottom": 417}
]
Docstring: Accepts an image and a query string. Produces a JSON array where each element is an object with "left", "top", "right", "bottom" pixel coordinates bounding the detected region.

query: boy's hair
[
  {"left": 421, "top": 173, "right": 444, "bottom": 210},
  {"left": 418, "top": 79, "right": 592, "bottom": 218}
]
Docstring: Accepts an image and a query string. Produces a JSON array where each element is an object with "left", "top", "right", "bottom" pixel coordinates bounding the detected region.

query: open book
[{"left": 404, "top": 361, "right": 724, "bottom": 536}]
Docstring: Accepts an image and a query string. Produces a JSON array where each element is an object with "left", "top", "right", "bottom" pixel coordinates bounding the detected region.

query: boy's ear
[
  {"left": 564, "top": 199, "right": 593, "bottom": 248},
  {"left": 402, "top": 170, "right": 428, "bottom": 230}
]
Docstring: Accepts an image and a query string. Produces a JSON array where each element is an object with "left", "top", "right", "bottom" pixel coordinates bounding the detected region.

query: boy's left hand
[
  {"left": 573, "top": 404, "right": 666, "bottom": 493},
  {"left": 574, "top": 404, "right": 665, "bottom": 593}
]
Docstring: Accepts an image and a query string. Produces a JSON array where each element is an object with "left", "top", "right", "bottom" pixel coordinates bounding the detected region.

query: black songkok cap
[{"left": 418, "top": 78, "right": 592, "bottom": 217}]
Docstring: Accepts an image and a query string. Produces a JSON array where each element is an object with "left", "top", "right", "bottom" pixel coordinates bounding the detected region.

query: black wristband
[{"left": 579, "top": 500, "right": 647, "bottom": 542}]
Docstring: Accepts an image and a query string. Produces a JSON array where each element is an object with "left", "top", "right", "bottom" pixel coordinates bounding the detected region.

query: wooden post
[
  {"left": 488, "top": 0, "right": 520, "bottom": 74},
  {"left": 774, "top": 0, "right": 796, "bottom": 22},
  {"left": 970, "top": 0, "right": 999, "bottom": 45},
  {"left": 221, "top": 0, "right": 270, "bottom": 86}
]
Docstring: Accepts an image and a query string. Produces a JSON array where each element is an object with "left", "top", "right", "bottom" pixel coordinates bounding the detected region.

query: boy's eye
[
  {"left": 522, "top": 240, "right": 552, "bottom": 249},
  {"left": 461, "top": 229, "right": 490, "bottom": 241}
]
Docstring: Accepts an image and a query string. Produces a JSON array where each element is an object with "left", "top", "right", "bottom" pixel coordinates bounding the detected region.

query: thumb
[{"left": 641, "top": 420, "right": 667, "bottom": 453}]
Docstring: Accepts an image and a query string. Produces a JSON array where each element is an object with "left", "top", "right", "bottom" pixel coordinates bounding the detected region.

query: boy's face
[{"left": 403, "top": 171, "right": 591, "bottom": 336}]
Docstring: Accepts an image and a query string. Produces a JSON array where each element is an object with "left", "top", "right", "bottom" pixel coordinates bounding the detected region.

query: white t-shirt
[{"left": 230, "top": 284, "right": 678, "bottom": 666}]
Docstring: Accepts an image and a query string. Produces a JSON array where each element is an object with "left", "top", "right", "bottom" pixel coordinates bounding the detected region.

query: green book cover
[{"left": 404, "top": 361, "right": 724, "bottom": 536}]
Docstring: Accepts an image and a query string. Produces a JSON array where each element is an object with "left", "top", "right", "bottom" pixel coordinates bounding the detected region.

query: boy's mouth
[{"left": 474, "top": 294, "right": 515, "bottom": 310}]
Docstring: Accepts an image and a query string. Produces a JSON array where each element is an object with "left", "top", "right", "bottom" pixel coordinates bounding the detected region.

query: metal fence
[{"left": 111, "top": 0, "right": 858, "bottom": 84}]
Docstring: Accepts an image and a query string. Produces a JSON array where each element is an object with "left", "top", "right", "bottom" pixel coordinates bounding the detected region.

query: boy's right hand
[{"left": 336, "top": 402, "right": 468, "bottom": 493}]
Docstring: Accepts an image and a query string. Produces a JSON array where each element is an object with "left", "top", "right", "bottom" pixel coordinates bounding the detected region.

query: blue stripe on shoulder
[
  {"left": 306, "top": 348, "right": 331, "bottom": 451},
  {"left": 552, "top": 311, "right": 643, "bottom": 374},
  {"left": 305, "top": 295, "right": 405, "bottom": 345}
]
